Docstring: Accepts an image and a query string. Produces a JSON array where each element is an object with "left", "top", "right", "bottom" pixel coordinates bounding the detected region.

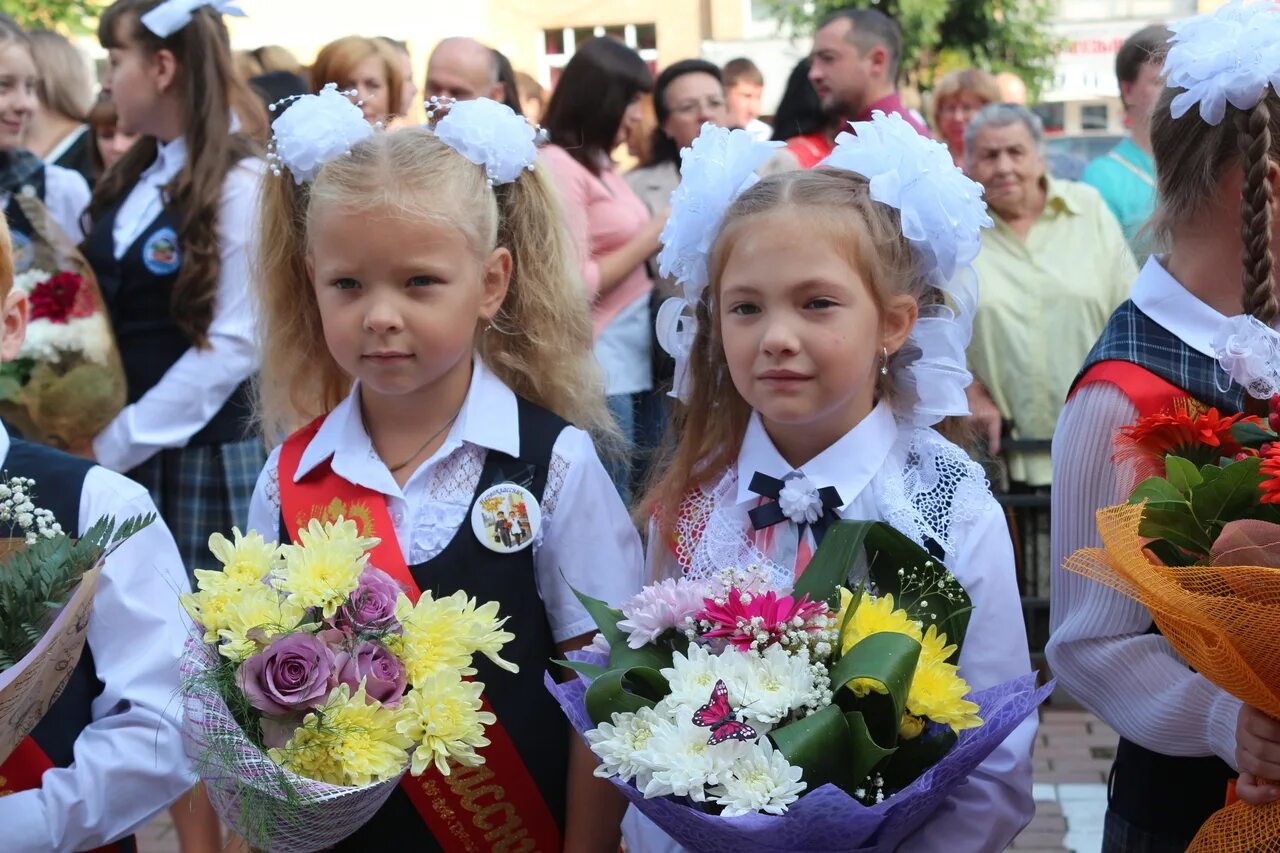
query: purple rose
[
  {"left": 237, "top": 632, "right": 337, "bottom": 716},
  {"left": 334, "top": 641, "right": 406, "bottom": 706},
  {"left": 333, "top": 567, "right": 404, "bottom": 634}
]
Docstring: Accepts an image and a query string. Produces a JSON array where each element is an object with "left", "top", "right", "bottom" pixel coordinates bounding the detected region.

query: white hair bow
[{"left": 141, "top": 0, "right": 246, "bottom": 39}]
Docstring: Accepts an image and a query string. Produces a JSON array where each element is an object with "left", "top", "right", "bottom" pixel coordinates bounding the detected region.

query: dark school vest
[
  {"left": 81, "top": 197, "right": 253, "bottom": 447},
  {"left": 0, "top": 439, "right": 137, "bottom": 852},
  {"left": 283, "top": 399, "right": 571, "bottom": 851},
  {"left": 4, "top": 166, "right": 45, "bottom": 276},
  {"left": 1071, "top": 300, "right": 1241, "bottom": 843}
]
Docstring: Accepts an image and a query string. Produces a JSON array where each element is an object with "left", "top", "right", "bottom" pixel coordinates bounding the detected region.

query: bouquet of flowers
[
  {"left": 1066, "top": 395, "right": 1280, "bottom": 852},
  {"left": 180, "top": 518, "right": 517, "bottom": 853},
  {"left": 0, "top": 473, "right": 153, "bottom": 762},
  {"left": 0, "top": 196, "right": 126, "bottom": 450},
  {"left": 548, "top": 520, "right": 1051, "bottom": 851}
]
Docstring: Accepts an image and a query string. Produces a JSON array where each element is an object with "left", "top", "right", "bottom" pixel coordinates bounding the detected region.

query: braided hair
[{"left": 1238, "top": 101, "right": 1279, "bottom": 324}]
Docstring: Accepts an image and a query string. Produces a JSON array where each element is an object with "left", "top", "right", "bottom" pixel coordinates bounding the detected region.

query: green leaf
[
  {"left": 608, "top": 639, "right": 675, "bottom": 675},
  {"left": 1138, "top": 505, "right": 1215, "bottom": 556},
  {"left": 1129, "top": 477, "right": 1187, "bottom": 505},
  {"left": 1190, "top": 457, "right": 1265, "bottom": 526},
  {"left": 1164, "top": 456, "right": 1203, "bottom": 493},
  {"left": 830, "top": 631, "right": 921, "bottom": 746},
  {"left": 769, "top": 704, "right": 859, "bottom": 792},
  {"left": 793, "top": 520, "right": 872, "bottom": 605},
  {"left": 570, "top": 586, "right": 628, "bottom": 649},
  {"left": 844, "top": 710, "right": 898, "bottom": 783},
  {"left": 1232, "top": 420, "right": 1276, "bottom": 450},
  {"left": 553, "top": 659, "right": 608, "bottom": 681},
  {"left": 581, "top": 667, "right": 664, "bottom": 726},
  {"left": 1143, "top": 538, "right": 1198, "bottom": 568},
  {"left": 879, "top": 725, "right": 958, "bottom": 791}
]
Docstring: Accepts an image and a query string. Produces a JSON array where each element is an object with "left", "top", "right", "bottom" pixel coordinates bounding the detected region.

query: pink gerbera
[{"left": 696, "top": 587, "right": 829, "bottom": 651}]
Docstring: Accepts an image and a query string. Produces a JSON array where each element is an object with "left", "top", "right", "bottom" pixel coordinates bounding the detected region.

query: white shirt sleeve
[
  {"left": 534, "top": 427, "right": 644, "bottom": 643},
  {"left": 43, "top": 165, "right": 90, "bottom": 244},
  {"left": 247, "top": 444, "right": 283, "bottom": 544},
  {"left": 1046, "top": 384, "right": 1241, "bottom": 763},
  {"left": 1, "top": 467, "right": 195, "bottom": 851},
  {"left": 897, "top": 499, "right": 1037, "bottom": 853},
  {"left": 93, "top": 160, "right": 264, "bottom": 472}
]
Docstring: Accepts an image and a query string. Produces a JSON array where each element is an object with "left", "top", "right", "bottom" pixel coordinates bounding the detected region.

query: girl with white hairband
[
  {"left": 246, "top": 91, "right": 643, "bottom": 850},
  {"left": 638, "top": 116, "right": 1036, "bottom": 852}
]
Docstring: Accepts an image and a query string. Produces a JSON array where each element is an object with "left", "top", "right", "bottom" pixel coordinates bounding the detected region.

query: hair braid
[{"left": 1239, "top": 101, "right": 1279, "bottom": 324}]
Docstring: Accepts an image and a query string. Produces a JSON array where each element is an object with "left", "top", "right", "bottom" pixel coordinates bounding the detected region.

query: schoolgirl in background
[
  {"left": 0, "top": 17, "right": 90, "bottom": 257},
  {"left": 640, "top": 118, "right": 1035, "bottom": 851},
  {"left": 248, "top": 92, "right": 642, "bottom": 850}
]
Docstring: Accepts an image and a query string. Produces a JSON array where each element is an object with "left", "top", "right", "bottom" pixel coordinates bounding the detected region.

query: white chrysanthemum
[
  {"left": 738, "top": 644, "right": 819, "bottom": 726},
  {"left": 1213, "top": 313, "right": 1280, "bottom": 400},
  {"left": 661, "top": 643, "right": 739, "bottom": 712},
  {"left": 12, "top": 269, "right": 51, "bottom": 294},
  {"left": 618, "top": 576, "right": 711, "bottom": 648},
  {"left": 657, "top": 123, "right": 783, "bottom": 304},
  {"left": 433, "top": 97, "right": 538, "bottom": 186},
  {"left": 585, "top": 706, "right": 664, "bottom": 789},
  {"left": 270, "top": 83, "right": 374, "bottom": 184},
  {"left": 19, "top": 315, "right": 112, "bottom": 365},
  {"left": 1165, "top": 1, "right": 1280, "bottom": 126},
  {"left": 636, "top": 713, "right": 750, "bottom": 802},
  {"left": 708, "top": 742, "right": 806, "bottom": 816}
]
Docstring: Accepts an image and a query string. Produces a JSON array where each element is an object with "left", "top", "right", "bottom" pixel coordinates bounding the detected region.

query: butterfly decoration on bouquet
[{"left": 692, "top": 679, "right": 758, "bottom": 746}]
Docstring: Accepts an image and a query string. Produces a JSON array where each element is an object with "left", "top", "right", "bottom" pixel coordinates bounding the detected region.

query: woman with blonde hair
[
  {"left": 310, "top": 35, "right": 404, "bottom": 125},
  {"left": 25, "top": 29, "right": 96, "bottom": 185},
  {"left": 932, "top": 68, "right": 1001, "bottom": 168}
]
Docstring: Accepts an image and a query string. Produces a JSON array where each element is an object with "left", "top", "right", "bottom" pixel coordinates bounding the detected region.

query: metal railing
[{"left": 990, "top": 438, "right": 1054, "bottom": 667}]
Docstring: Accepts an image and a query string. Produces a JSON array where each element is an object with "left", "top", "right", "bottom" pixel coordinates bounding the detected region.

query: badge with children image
[
  {"left": 471, "top": 482, "right": 541, "bottom": 554},
  {"left": 142, "top": 227, "right": 181, "bottom": 275}
]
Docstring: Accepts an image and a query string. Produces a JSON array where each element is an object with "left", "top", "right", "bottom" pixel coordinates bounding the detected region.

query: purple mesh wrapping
[
  {"left": 180, "top": 637, "right": 404, "bottom": 853},
  {"left": 545, "top": 651, "right": 1051, "bottom": 853}
]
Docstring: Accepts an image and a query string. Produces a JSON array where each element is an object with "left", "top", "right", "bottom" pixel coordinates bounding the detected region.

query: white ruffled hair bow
[
  {"left": 655, "top": 124, "right": 784, "bottom": 400},
  {"left": 1213, "top": 314, "right": 1280, "bottom": 400},
  {"left": 141, "top": 0, "right": 245, "bottom": 38},
  {"left": 1164, "top": 0, "right": 1280, "bottom": 126},
  {"left": 820, "top": 110, "right": 992, "bottom": 426}
]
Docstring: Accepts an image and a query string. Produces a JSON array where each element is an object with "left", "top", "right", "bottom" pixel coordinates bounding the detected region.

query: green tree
[
  {"left": 0, "top": 0, "right": 103, "bottom": 33},
  {"left": 761, "top": 0, "right": 1064, "bottom": 96}
]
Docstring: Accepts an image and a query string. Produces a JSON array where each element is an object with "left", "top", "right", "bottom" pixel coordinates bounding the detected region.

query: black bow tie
[{"left": 747, "top": 472, "right": 843, "bottom": 546}]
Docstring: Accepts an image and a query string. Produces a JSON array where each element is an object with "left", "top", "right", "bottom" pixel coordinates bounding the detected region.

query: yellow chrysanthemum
[
  {"left": 395, "top": 592, "right": 518, "bottom": 688},
  {"left": 839, "top": 591, "right": 923, "bottom": 655},
  {"left": 213, "top": 583, "right": 306, "bottom": 660},
  {"left": 208, "top": 528, "right": 283, "bottom": 582},
  {"left": 268, "top": 683, "right": 412, "bottom": 786},
  {"left": 905, "top": 626, "right": 982, "bottom": 734},
  {"left": 899, "top": 713, "right": 925, "bottom": 740},
  {"left": 272, "top": 518, "right": 376, "bottom": 618},
  {"left": 396, "top": 677, "right": 496, "bottom": 777}
]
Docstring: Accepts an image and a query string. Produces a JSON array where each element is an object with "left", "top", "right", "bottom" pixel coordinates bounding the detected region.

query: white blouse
[
  {"left": 646, "top": 403, "right": 1037, "bottom": 852},
  {"left": 1045, "top": 256, "right": 1276, "bottom": 764},
  {"left": 247, "top": 361, "right": 644, "bottom": 643},
  {"left": 0, "top": 163, "right": 90, "bottom": 244},
  {"left": 0, "top": 424, "right": 194, "bottom": 851},
  {"left": 92, "top": 136, "right": 263, "bottom": 472}
]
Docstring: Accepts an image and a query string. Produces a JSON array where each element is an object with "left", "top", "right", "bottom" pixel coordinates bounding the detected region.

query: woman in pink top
[{"left": 540, "top": 38, "right": 665, "bottom": 500}]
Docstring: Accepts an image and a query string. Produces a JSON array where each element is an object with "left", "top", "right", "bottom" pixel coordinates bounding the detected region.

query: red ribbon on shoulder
[{"left": 279, "top": 419, "right": 561, "bottom": 853}]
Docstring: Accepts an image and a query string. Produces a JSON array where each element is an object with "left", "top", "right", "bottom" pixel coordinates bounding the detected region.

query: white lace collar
[
  {"left": 292, "top": 359, "right": 520, "bottom": 497},
  {"left": 733, "top": 401, "right": 898, "bottom": 510}
]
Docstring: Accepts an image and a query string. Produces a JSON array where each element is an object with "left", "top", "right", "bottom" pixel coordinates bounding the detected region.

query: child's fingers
[{"left": 1235, "top": 772, "right": 1280, "bottom": 806}]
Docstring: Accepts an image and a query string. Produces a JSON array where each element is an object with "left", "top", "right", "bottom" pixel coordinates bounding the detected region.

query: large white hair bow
[
  {"left": 655, "top": 124, "right": 783, "bottom": 400},
  {"left": 141, "top": 0, "right": 245, "bottom": 38},
  {"left": 431, "top": 98, "right": 539, "bottom": 187},
  {"left": 268, "top": 84, "right": 374, "bottom": 185},
  {"left": 820, "top": 111, "right": 993, "bottom": 426},
  {"left": 1164, "top": 0, "right": 1280, "bottom": 125}
]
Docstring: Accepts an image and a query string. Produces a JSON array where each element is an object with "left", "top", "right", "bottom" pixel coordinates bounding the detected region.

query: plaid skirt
[
  {"left": 127, "top": 438, "right": 266, "bottom": 579},
  {"left": 1103, "top": 809, "right": 1194, "bottom": 853}
]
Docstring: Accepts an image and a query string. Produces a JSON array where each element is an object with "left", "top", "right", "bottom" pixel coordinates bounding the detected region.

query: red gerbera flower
[
  {"left": 28, "top": 272, "right": 84, "bottom": 324},
  {"left": 1118, "top": 398, "right": 1259, "bottom": 468},
  {"left": 1261, "top": 444, "right": 1280, "bottom": 505}
]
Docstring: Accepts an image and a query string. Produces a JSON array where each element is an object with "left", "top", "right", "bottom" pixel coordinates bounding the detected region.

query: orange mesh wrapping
[{"left": 1066, "top": 503, "right": 1280, "bottom": 852}]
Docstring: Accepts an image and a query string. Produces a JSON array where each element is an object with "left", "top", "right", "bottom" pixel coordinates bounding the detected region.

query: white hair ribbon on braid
[
  {"left": 1213, "top": 314, "right": 1280, "bottom": 400},
  {"left": 140, "top": 0, "right": 245, "bottom": 38},
  {"left": 429, "top": 97, "right": 539, "bottom": 187},
  {"left": 267, "top": 84, "right": 374, "bottom": 185},
  {"left": 820, "top": 110, "right": 993, "bottom": 426},
  {"left": 655, "top": 123, "right": 784, "bottom": 400},
  {"left": 1163, "top": 0, "right": 1280, "bottom": 126}
]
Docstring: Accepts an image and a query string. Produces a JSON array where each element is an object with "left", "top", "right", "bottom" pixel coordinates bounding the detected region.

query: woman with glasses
[{"left": 932, "top": 68, "right": 1001, "bottom": 169}]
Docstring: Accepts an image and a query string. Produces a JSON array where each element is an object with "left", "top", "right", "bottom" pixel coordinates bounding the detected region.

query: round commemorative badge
[
  {"left": 142, "top": 227, "right": 181, "bottom": 275},
  {"left": 471, "top": 482, "right": 542, "bottom": 554}
]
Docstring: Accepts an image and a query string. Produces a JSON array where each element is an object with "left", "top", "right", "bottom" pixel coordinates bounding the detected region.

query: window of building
[{"left": 540, "top": 23, "right": 659, "bottom": 86}]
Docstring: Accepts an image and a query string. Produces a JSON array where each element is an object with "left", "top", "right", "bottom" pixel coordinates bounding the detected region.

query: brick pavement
[{"left": 137, "top": 708, "right": 1117, "bottom": 852}]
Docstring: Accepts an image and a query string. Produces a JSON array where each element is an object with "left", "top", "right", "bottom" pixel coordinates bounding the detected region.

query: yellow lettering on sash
[
  {"left": 491, "top": 830, "right": 536, "bottom": 853},
  {"left": 474, "top": 801, "right": 516, "bottom": 831},
  {"left": 421, "top": 776, "right": 478, "bottom": 851}
]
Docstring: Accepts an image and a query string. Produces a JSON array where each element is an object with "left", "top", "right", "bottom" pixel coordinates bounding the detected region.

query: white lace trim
[{"left": 679, "top": 427, "right": 990, "bottom": 588}]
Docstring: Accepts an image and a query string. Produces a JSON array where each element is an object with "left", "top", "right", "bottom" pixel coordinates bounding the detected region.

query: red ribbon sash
[
  {"left": 0, "top": 738, "right": 121, "bottom": 852},
  {"left": 279, "top": 420, "right": 561, "bottom": 853}
]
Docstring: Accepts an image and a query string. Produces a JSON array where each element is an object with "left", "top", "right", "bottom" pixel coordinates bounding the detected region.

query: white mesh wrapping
[{"left": 180, "top": 638, "right": 403, "bottom": 852}]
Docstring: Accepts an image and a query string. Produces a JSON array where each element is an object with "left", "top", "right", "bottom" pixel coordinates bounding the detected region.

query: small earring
[{"left": 880, "top": 346, "right": 889, "bottom": 377}]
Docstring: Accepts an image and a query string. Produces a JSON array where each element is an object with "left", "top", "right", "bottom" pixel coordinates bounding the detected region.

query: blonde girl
[
  {"left": 640, "top": 119, "right": 1035, "bottom": 852},
  {"left": 247, "top": 95, "right": 641, "bottom": 851}
]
